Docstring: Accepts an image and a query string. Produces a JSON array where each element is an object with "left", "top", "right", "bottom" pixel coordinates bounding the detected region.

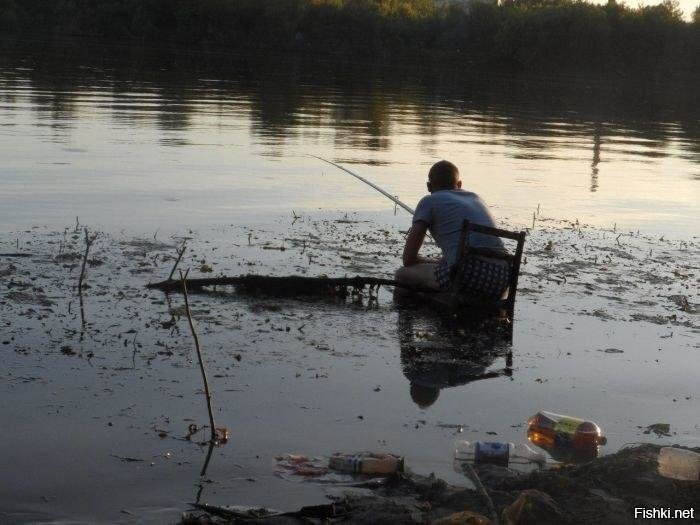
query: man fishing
[{"left": 395, "top": 160, "right": 509, "bottom": 299}]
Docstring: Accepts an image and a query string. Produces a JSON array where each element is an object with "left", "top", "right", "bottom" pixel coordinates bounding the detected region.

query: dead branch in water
[
  {"left": 0, "top": 253, "right": 33, "bottom": 257},
  {"left": 148, "top": 274, "right": 410, "bottom": 294},
  {"left": 179, "top": 269, "right": 218, "bottom": 444}
]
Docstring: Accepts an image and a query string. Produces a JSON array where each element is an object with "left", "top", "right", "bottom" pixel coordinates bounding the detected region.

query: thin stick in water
[
  {"left": 462, "top": 462, "right": 499, "bottom": 525},
  {"left": 200, "top": 441, "right": 215, "bottom": 478},
  {"left": 179, "top": 269, "right": 218, "bottom": 443},
  {"left": 78, "top": 228, "right": 97, "bottom": 292},
  {"left": 77, "top": 228, "right": 97, "bottom": 328},
  {"left": 168, "top": 240, "right": 187, "bottom": 281}
]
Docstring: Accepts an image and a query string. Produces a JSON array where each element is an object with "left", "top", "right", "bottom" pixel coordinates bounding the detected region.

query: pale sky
[{"left": 599, "top": 0, "right": 697, "bottom": 19}]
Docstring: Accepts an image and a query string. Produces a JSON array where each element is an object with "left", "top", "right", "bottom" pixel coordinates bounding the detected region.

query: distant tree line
[{"left": 1, "top": 0, "right": 698, "bottom": 77}]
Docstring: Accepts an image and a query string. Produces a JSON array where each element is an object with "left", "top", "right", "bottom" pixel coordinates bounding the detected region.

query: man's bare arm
[{"left": 402, "top": 221, "right": 439, "bottom": 266}]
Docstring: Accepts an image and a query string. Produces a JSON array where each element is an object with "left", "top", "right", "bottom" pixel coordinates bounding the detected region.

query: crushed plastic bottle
[
  {"left": 275, "top": 454, "right": 328, "bottom": 477},
  {"left": 454, "top": 440, "right": 546, "bottom": 467},
  {"left": 658, "top": 447, "right": 700, "bottom": 481},
  {"left": 328, "top": 452, "right": 404, "bottom": 475},
  {"left": 528, "top": 411, "right": 607, "bottom": 448}
]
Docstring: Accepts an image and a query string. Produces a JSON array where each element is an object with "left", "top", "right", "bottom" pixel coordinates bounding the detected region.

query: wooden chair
[{"left": 448, "top": 220, "right": 526, "bottom": 320}]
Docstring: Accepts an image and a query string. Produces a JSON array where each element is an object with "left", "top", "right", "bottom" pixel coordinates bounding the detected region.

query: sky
[{"left": 594, "top": 0, "right": 697, "bottom": 19}]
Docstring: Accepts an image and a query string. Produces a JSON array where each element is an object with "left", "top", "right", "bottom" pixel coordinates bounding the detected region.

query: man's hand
[{"left": 403, "top": 221, "right": 430, "bottom": 266}]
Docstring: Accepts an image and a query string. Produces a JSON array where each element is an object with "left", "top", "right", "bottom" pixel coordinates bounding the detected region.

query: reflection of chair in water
[{"left": 397, "top": 307, "right": 513, "bottom": 408}]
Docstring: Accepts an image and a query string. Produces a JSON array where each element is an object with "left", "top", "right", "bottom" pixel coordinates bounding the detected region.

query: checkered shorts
[{"left": 434, "top": 257, "right": 510, "bottom": 301}]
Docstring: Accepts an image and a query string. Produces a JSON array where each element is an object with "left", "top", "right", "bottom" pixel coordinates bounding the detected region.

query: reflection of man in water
[
  {"left": 398, "top": 308, "right": 510, "bottom": 409},
  {"left": 395, "top": 160, "right": 508, "bottom": 299}
]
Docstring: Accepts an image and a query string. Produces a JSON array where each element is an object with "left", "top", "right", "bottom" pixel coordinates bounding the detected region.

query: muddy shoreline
[
  {"left": 1, "top": 214, "right": 698, "bottom": 523},
  {"left": 183, "top": 444, "right": 699, "bottom": 524}
]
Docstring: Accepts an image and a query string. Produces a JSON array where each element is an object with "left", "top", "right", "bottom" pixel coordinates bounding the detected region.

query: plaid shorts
[{"left": 434, "top": 257, "right": 510, "bottom": 301}]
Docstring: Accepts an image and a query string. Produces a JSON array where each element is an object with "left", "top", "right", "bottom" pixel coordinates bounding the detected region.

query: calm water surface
[
  {"left": 1, "top": 39, "right": 698, "bottom": 236},
  {"left": 0, "top": 39, "right": 698, "bottom": 524}
]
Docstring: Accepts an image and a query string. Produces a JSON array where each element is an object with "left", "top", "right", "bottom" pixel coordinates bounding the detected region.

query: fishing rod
[{"left": 311, "top": 155, "right": 415, "bottom": 215}]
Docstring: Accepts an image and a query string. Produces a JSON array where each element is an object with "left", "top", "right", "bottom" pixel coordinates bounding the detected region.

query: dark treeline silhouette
[{"left": 0, "top": 0, "right": 698, "bottom": 78}]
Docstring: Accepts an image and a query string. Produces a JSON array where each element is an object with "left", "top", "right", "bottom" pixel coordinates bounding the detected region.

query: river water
[
  {"left": 1, "top": 39, "right": 698, "bottom": 236},
  {"left": 0, "top": 39, "right": 698, "bottom": 523}
]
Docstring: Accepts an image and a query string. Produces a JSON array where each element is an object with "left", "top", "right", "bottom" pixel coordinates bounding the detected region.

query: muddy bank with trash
[
  {"left": 1, "top": 212, "right": 698, "bottom": 523},
  {"left": 183, "top": 444, "right": 699, "bottom": 524}
]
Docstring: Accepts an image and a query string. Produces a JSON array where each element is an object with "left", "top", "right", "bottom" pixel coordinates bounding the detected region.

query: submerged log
[{"left": 147, "top": 274, "right": 411, "bottom": 294}]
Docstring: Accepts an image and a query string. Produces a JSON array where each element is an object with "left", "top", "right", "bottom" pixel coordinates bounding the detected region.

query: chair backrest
[{"left": 449, "top": 220, "right": 526, "bottom": 318}]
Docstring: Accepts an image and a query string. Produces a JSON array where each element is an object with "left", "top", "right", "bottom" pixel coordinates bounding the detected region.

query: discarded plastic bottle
[
  {"left": 658, "top": 447, "right": 700, "bottom": 481},
  {"left": 454, "top": 440, "right": 546, "bottom": 467},
  {"left": 528, "top": 411, "right": 607, "bottom": 448},
  {"left": 328, "top": 452, "right": 404, "bottom": 475}
]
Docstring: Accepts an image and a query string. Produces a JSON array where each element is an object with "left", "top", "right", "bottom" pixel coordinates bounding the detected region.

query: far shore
[{"left": 2, "top": 0, "right": 699, "bottom": 80}]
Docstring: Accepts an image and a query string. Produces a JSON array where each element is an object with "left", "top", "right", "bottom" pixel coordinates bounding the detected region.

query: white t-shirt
[{"left": 413, "top": 189, "right": 504, "bottom": 266}]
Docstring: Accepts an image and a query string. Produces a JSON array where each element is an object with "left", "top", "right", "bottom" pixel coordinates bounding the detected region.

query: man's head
[{"left": 427, "top": 160, "right": 461, "bottom": 193}]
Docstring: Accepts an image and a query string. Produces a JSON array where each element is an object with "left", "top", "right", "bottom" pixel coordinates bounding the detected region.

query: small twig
[
  {"left": 179, "top": 269, "right": 218, "bottom": 444},
  {"left": 78, "top": 228, "right": 97, "bottom": 292},
  {"left": 168, "top": 240, "right": 187, "bottom": 281},
  {"left": 195, "top": 484, "right": 205, "bottom": 505},
  {"left": 110, "top": 454, "right": 144, "bottom": 463},
  {"left": 131, "top": 333, "right": 139, "bottom": 369},
  {"left": 77, "top": 228, "right": 97, "bottom": 329},
  {"left": 200, "top": 441, "right": 215, "bottom": 477}
]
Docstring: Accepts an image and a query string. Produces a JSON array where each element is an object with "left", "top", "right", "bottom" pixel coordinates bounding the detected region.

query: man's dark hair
[{"left": 428, "top": 160, "right": 459, "bottom": 189}]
